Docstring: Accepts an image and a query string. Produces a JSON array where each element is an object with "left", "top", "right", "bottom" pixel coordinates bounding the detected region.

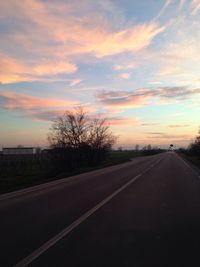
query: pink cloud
[
  {"left": 107, "top": 117, "right": 139, "bottom": 126},
  {"left": 168, "top": 124, "right": 190, "bottom": 128},
  {"left": 0, "top": 90, "right": 77, "bottom": 110},
  {"left": 191, "top": 0, "right": 200, "bottom": 14},
  {"left": 97, "top": 91, "right": 149, "bottom": 110},
  {"left": 33, "top": 62, "right": 77, "bottom": 76},
  {"left": 85, "top": 23, "right": 164, "bottom": 58},
  {"left": 97, "top": 86, "right": 200, "bottom": 110},
  {"left": 114, "top": 63, "right": 137, "bottom": 70},
  {"left": 0, "top": 54, "right": 77, "bottom": 84},
  {"left": 0, "top": 0, "right": 165, "bottom": 82},
  {"left": 69, "top": 79, "right": 82, "bottom": 86},
  {"left": 119, "top": 73, "right": 131, "bottom": 79}
]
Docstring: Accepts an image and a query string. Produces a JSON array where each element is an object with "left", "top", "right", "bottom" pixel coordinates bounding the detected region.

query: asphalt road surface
[{"left": 1, "top": 152, "right": 200, "bottom": 267}]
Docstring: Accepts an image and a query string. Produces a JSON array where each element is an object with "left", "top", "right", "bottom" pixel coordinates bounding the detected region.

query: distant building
[{"left": 3, "top": 147, "right": 37, "bottom": 155}]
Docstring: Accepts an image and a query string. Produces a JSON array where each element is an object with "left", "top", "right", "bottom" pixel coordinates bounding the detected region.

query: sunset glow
[{"left": 0, "top": 0, "right": 200, "bottom": 148}]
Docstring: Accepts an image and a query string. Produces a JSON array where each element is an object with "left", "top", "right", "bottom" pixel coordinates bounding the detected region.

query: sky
[{"left": 0, "top": 0, "right": 200, "bottom": 149}]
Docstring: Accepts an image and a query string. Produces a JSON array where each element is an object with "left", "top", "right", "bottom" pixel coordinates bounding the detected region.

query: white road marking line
[
  {"left": 176, "top": 153, "right": 200, "bottom": 178},
  {"left": 0, "top": 158, "right": 145, "bottom": 201},
  {"left": 14, "top": 158, "right": 162, "bottom": 267}
]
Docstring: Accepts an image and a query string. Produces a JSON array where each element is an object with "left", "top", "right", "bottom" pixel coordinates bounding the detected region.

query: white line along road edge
[
  {"left": 176, "top": 153, "right": 200, "bottom": 179},
  {"left": 14, "top": 158, "right": 162, "bottom": 267}
]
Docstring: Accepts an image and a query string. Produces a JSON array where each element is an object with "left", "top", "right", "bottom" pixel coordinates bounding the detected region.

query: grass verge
[
  {"left": 178, "top": 152, "right": 200, "bottom": 170},
  {"left": 0, "top": 150, "right": 165, "bottom": 194},
  {"left": 0, "top": 151, "right": 141, "bottom": 194}
]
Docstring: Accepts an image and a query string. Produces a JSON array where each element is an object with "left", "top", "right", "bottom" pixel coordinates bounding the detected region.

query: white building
[{"left": 3, "top": 147, "right": 37, "bottom": 155}]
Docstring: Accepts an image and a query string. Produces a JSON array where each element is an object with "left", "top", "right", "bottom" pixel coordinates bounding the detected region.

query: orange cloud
[
  {"left": 0, "top": 54, "right": 77, "bottom": 84},
  {"left": 97, "top": 87, "right": 200, "bottom": 111},
  {"left": 0, "top": 0, "right": 164, "bottom": 84},
  {"left": 119, "top": 73, "right": 131, "bottom": 79},
  {"left": 85, "top": 23, "right": 164, "bottom": 58},
  {"left": 107, "top": 117, "right": 139, "bottom": 126},
  {"left": 69, "top": 79, "right": 82, "bottom": 86},
  {"left": 33, "top": 62, "right": 77, "bottom": 76},
  {"left": 10, "top": 21, "right": 164, "bottom": 61},
  {"left": 168, "top": 124, "right": 190, "bottom": 128},
  {"left": 158, "top": 65, "right": 181, "bottom": 76},
  {"left": 191, "top": 0, "right": 200, "bottom": 14},
  {"left": 0, "top": 55, "right": 27, "bottom": 84},
  {"left": 97, "top": 91, "right": 149, "bottom": 110},
  {"left": 0, "top": 90, "right": 77, "bottom": 110},
  {"left": 146, "top": 132, "right": 193, "bottom": 141},
  {"left": 114, "top": 63, "right": 137, "bottom": 70}
]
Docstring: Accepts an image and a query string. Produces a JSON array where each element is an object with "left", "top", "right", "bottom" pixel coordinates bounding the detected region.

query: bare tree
[
  {"left": 48, "top": 107, "right": 117, "bottom": 168},
  {"left": 48, "top": 107, "right": 88, "bottom": 148},
  {"left": 189, "top": 129, "right": 200, "bottom": 156},
  {"left": 135, "top": 144, "right": 139, "bottom": 151},
  {"left": 88, "top": 117, "right": 116, "bottom": 151}
]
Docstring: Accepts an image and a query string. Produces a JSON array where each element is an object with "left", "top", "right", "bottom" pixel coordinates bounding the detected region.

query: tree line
[
  {"left": 178, "top": 130, "right": 200, "bottom": 159},
  {"left": 188, "top": 130, "right": 200, "bottom": 156}
]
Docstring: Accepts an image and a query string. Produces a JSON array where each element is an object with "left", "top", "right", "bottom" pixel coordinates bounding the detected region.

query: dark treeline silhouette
[
  {"left": 48, "top": 107, "right": 117, "bottom": 172},
  {"left": 0, "top": 109, "right": 165, "bottom": 193},
  {"left": 188, "top": 131, "right": 200, "bottom": 157},
  {"left": 178, "top": 130, "right": 200, "bottom": 157},
  {"left": 141, "top": 144, "right": 165, "bottom": 156},
  {"left": 178, "top": 130, "right": 200, "bottom": 168}
]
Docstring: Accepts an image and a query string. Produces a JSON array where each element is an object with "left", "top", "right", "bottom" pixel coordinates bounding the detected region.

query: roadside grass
[
  {"left": 0, "top": 150, "right": 154, "bottom": 194},
  {"left": 178, "top": 152, "right": 200, "bottom": 170},
  {"left": 102, "top": 150, "right": 140, "bottom": 166},
  {"left": 0, "top": 155, "right": 54, "bottom": 194}
]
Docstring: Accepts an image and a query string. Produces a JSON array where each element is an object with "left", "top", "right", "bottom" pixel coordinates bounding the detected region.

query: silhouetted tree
[
  {"left": 48, "top": 107, "right": 117, "bottom": 170},
  {"left": 135, "top": 144, "right": 139, "bottom": 151},
  {"left": 48, "top": 107, "right": 88, "bottom": 149},
  {"left": 147, "top": 144, "right": 152, "bottom": 150},
  {"left": 189, "top": 130, "right": 200, "bottom": 156}
]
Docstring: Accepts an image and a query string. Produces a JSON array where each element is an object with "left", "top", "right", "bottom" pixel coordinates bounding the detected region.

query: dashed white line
[{"left": 14, "top": 158, "right": 162, "bottom": 267}]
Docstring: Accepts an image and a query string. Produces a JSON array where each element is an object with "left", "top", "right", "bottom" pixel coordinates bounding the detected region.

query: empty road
[{"left": 1, "top": 152, "right": 200, "bottom": 267}]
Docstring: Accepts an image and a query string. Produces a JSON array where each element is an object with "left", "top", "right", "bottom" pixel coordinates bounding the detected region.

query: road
[{"left": 1, "top": 152, "right": 200, "bottom": 267}]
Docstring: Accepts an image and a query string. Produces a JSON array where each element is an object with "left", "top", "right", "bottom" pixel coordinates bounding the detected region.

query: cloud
[
  {"left": 33, "top": 62, "right": 77, "bottom": 76},
  {"left": 168, "top": 124, "right": 190, "bottom": 128},
  {"left": 119, "top": 73, "right": 131, "bottom": 79},
  {"left": 151, "top": 14, "right": 200, "bottom": 84},
  {"left": 0, "top": 0, "right": 165, "bottom": 83},
  {"left": 156, "top": 86, "right": 200, "bottom": 98},
  {"left": 27, "top": 103, "right": 98, "bottom": 121},
  {"left": 69, "top": 79, "right": 82, "bottom": 86},
  {"left": 179, "top": 0, "right": 186, "bottom": 10},
  {"left": 0, "top": 90, "right": 77, "bottom": 110},
  {"left": 0, "top": 54, "right": 77, "bottom": 84},
  {"left": 97, "top": 90, "right": 148, "bottom": 110},
  {"left": 107, "top": 116, "right": 139, "bottom": 126},
  {"left": 158, "top": 65, "right": 181, "bottom": 76},
  {"left": 97, "top": 86, "right": 200, "bottom": 110},
  {"left": 141, "top": 123, "right": 159, "bottom": 126},
  {"left": 87, "top": 23, "right": 164, "bottom": 58},
  {"left": 191, "top": 0, "right": 200, "bottom": 15},
  {"left": 146, "top": 132, "right": 164, "bottom": 135},
  {"left": 113, "top": 63, "right": 137, "bottom": 70},
  {"left": 27, "top": 110, "right": 63, "bottom": 121},
  {"left": 148, "top": 81, "right": 162, "bottom": 85},
  {"left": 145, "top": 132, "right": 192, "bottom": 140},
  {"left": 154, "top": 0, "right": 173, "bottom": 20}
]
